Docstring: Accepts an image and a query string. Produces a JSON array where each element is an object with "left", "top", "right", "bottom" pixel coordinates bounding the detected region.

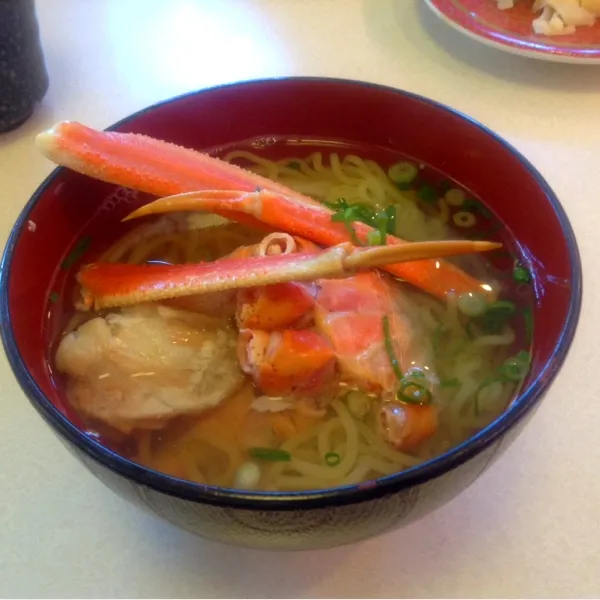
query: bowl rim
[{"left": 0, "top": 76, "right": 583, "bottom": 510}]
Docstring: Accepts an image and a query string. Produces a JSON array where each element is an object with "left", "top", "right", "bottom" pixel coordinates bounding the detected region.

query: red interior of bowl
[{"left": 5, "top": 78, "right": 578, "bottom": 429}]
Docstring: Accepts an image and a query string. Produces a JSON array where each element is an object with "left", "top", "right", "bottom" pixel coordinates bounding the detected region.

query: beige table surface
[{"left": 1, "top": 1, "right": 598, "bottom": 597}]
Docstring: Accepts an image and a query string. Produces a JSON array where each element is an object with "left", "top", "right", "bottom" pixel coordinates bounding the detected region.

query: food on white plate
[{"left": 497, "top": 0, "right": 600, "bottom": 35}]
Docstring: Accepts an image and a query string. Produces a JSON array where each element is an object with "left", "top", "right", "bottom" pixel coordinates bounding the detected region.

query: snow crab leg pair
[{"left": 37, "top": 121, "right": 501, "bottom": 451}]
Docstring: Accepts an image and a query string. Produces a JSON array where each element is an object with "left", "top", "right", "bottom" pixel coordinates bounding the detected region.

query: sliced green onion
[
  {"left": 346, "top": 390, "right": 371, "bottom": 419},
  {"left": 330, "top": 206, "right": 355, "bottom": 223},
  {"left": 514, "top": 349, "right": 532, "bottom": 364},
  {"left": 396, "top": 181, "right": 413, "bottom": 191},
  {"left": 477, "top": 375, "right": 500, "bottom": 392},
  {"left": 382, "top": 316, "right": 403, "bottom": 381},
  {"left": 49, "top": 291, "right": 60, "bottom": 304},
  {"left": 417, "top": 184, "right": 438, "bottom": 204},
  {"left": 367, "top": 230, "right": 383, "bottom": 246},
  {"left": 453, "top": 211, "right": 477, "bottom": 228},
  {"left": 388, "top": 161, "right": 418, "bottom": 185},
  {"left": 248, "top": 447, "right": 291, "bottom": 462},
  {"left": 499, "top": 361, "right": 528, "bottom": 382},
  {"left": 326, "top": 198, "right": 348, "bottom": 211},
  {"left": 463, "top": 197, "right": 492, "bottom": 219},
  {"left": 480, "top": 300, "right": 517, "bottom": 334},
  {"left": 398, "top": 381, "right": 432, "bottom": 405},
  {"left": 513, "top": 261, "right": 531, "bottom": 283},
  {"left": 457, "top": 291, "right": 487, "bottom": 317},
  {"left": 331, "top": 213, "right": 362, "bottom": 245},
  {"left": 324, "top": 452, "right": 341, "bottom": 467},
  {"left": 498, "top": 350, "right": 531, "bottom": 382},
  {"left": 385, "top": 205, "right": 396, "bottom": 234},
  {"left": 358, "top": 206, "right": 377, "bottom": 223},
  {"left": 61, "top": 236, "right": 92, "bottom": 270},
  {"left": 440, "top": 378, "right": 460, "bottom": 388},
  {"left": 444, "top": 188, "right": 466, "bottom": 207},
  {"left": 373, "top": 210, "right": 389, "bottom": 245},
  {"left": 493, "top": 300, "right": 516, "bottom": 312},
  {"left": 288, "top": 161, "right": 301, "bottom": 170},
  {"left": 328, "top": 201, "right": 370, "bottom": 246},
  {"left": 344, "top": 222, "right": 363, "bottom": 246}
]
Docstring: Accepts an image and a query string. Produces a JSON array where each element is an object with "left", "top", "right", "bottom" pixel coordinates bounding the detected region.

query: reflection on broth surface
[{"left": 45, "top": 133, "right": 534, "bottom": 492}]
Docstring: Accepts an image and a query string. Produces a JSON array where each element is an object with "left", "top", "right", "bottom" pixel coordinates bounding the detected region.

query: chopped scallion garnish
[
  {"left": 248, "top": 447, "right": 291, "bottom": 462},
  {"left": 499, "top": 351, "right": 531, "bottom": 382},
  {"left": 327, "top": 199, "right": 372, "bottom": 245},
  {"left": 453, "top": 211, "right": 477, "bottom": 228},
  {"left": 367, "top": 230, "right": 382, "bottom": 246},
  {"left": 388, "top": 161, "right": 418, "bottom": 185},
  {"left": 324, "top": 452, "right": 341, "bottom": 467},
  {"left": 444, "top": 188, "right": 466, "bottom": 207},
  {"left": 513, "top": 261, "right": 531, "bottom": 283},
  {"left": 343, "top": 222, "right": 363, "bottom": 246},
  {"left": 398, "top": 381, "right": 432, "bottom": 405},
  {"left": 383, "top": 315, "right": 433, "bottom": 405},
  {"left": 385, "top": 204, "right": 396, "bottom": 234},
  {"left": 440, "top": 378, "right": 460, "bottom": 388},
  {"left": 463, "top": 197, "right": 492, "bottom": 219},
  {"left": 382, "top": 316, "right": 403, "bottom": 381},
  {"left": 61, "top": 236, "right": 92, "bottom": 270},
  {"left": 478, "top": 350, "right": 531, "bottom": 390},
  {"left": 479, "top": 300, "right": 517, "bottom": 334},
  {"left": 417, "top": 184, "right": 438, "bottom": 204},
  {"left": 373, "top": 210, "right": 389, "bottom": 245}
]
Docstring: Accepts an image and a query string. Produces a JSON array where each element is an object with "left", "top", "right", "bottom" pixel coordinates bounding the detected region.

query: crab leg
[
  {"left": 125, "top": 190, "right": 497, "bottom": 301},
  {"left": 37, "top": 122, "right": 495, "bottom": 301},
  {"left": 78, "top": 239, "right": 500, "bottom": 310},
  {"left": 35, "top": 120, "right": 320, "bottom": 234},
  {"left": 35, "top": 121, "right": 325, "bottom": 203}
]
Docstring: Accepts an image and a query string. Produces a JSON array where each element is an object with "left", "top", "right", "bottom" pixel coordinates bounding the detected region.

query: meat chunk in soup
[{"left": 55, "top": 304, "right": 244, "bottom": 433}]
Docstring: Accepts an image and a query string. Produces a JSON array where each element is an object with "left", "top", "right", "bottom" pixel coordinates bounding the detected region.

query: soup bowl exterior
[{"left": 0, "top": 78, "right": 581, "bottom": 550}]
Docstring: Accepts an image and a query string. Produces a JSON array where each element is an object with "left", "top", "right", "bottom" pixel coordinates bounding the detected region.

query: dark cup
[{"left": 0, "top": 0, "right": 48, "bottom": 133}]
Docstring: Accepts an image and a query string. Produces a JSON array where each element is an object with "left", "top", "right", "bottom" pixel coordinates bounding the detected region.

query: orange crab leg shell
[
  {"left": 35, "top": 121, "right": 322, "bottom": 210},
  {"left": 239, "top": 329, "right": 335, "bottom": 397},
  {"left": 77, "top": 239, "right": 500, "bottom": 310},
  {"left": 124, "top": 190, "right": 498, "bottom": 301},
  {"left": 78, "top": 247, "right": 348, "bottom": 310}
]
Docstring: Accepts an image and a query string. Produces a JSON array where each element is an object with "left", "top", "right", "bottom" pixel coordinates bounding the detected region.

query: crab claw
[
  {"left": 124, "top": 190, "right": 498, "bottom": 302},
  {"left": 76, "top": 238, "right": 501, "bottom": 311},
  {"left": 239, "top": 329, "right": 335, "bottom": 396}
]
